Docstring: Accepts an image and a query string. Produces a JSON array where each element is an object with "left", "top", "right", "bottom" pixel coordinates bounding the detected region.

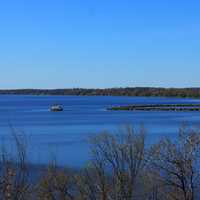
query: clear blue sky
[{"left": 0, "top": 0, "right": 199, "bottom": 89}]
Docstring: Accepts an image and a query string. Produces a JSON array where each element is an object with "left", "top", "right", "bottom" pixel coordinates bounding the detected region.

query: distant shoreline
[{"left": 0, "top": 87, "right": 200, "bottom": 98}]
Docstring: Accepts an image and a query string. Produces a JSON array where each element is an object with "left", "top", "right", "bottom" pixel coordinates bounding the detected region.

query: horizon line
[{"left": 0, "top": 87, "right": 200, "bottom": 90}]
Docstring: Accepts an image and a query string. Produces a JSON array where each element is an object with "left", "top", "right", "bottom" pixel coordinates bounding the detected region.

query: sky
[{"left": 0, "top": 0, "right": 199, "bottom": 89}]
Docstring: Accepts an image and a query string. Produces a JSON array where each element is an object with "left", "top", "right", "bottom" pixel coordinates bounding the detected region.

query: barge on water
[{"left": 50, "top": 105, "right": 64, "bottom": 112}]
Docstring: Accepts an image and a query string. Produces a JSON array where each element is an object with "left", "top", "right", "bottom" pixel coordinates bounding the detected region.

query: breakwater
[{"left": 108, "top": 104, "right": 200, "bottom": 111}]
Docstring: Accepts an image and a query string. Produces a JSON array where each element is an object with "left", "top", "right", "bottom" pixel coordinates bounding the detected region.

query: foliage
[{"left": 1, "top": 87, "right": 200, "bottom": 98}]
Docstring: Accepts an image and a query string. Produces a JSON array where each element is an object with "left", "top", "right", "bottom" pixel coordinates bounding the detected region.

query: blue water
[{"left": 0, "top": 95, "right": 200, "bottom": 167}]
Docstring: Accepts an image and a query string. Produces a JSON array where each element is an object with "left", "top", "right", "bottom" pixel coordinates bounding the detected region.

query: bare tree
[
  {"left": 149, "top": 126, "right": 200, "bottom": 200},
  {"left": 0, "top": 128, "right": 31, "bottom": 200},
  {"left": 77, "top": 125, "right": 147, "bottom": 200}
]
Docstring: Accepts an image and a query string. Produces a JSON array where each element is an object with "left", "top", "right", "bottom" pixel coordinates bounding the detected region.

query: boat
[{"left": 50, "top": 105, "right": 63, "bottom": 112}]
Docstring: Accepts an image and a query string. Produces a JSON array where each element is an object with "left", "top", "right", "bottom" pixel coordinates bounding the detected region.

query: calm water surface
[{"left": 0, "top": 95, "right": 200, "bottom": 167}]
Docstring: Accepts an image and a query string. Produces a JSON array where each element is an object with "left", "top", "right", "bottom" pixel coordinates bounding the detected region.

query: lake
[{"left": 0, "top": 95, "right": 200, "bottom": 167}]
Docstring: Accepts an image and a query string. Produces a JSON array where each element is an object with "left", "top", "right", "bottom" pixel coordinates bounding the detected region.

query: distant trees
[
  {"left": 0, "top": 87, "right": 200, "bottom": 98},
  {"left": 0, "top": 125, "right": 200, "bottom": 199}
]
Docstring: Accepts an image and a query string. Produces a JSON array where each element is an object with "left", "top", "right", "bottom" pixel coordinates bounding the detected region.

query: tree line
[
  {"left": 1, "top": 125, "right": 200, "bottom": 200},
  {"left": 0, "top": 87, "right": 200, "bottom": 98}
]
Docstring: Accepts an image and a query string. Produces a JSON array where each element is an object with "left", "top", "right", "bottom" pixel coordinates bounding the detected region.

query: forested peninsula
[{"left": 0, "top": 87, "right": 200, "bottom": 98}]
